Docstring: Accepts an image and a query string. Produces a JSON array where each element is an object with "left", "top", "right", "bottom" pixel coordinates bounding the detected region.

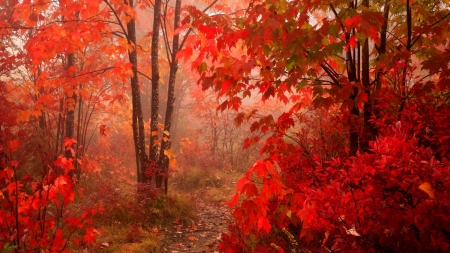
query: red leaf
[
  {"left": 345, "top": 15, "right": 363, "bottom": 28},
  {"left": 100, "top": 124, "right": 107, "bottom": 136},
  {"left": 356, "top": 92, "right": 368, "bottom": 109},
  {"left": 236, "top": 177, "right": 250, "bottom": 192},
  {"left": 9, "top": 140, "right": 20, "bottom": 152},
  {"left": 54, "top": 155, "right": 75, "bottom": 174},
  {"left": 221, "top": 79, "right": 232, "bottom": 93},
  {"left": 228, "top": 192, "right": 239, "bottom": 207},
  {"left": 83, "top": 228, "right": 97, "bottom": 245},
  {"left": 257, "top": 216, "right": 272, "bottom": 232},
  {"left": 176, "top": 47, "right": 193, "bottom": 62}
]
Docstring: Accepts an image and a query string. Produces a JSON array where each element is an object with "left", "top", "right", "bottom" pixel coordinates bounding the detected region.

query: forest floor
[
  {"left": 89, "top": 168, "right": 240, "bottom": 253},
  {"left": 158, "top": 191, "right": 232, "bottom": 253}
]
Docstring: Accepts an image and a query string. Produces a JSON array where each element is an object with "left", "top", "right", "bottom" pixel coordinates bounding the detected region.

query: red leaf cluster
[
  {"left": 0, "top": 148, "right": 101, "bottom": 252},
  {"left": 223, "top": 126, "right": 450, "bottom": 252}
]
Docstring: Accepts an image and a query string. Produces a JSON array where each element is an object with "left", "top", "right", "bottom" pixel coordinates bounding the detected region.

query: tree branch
[
  {"left": 103, "top": 0, "right": 129, "bottom": 40},
  {"left": 137, "top": 71, "right": 152, "bottom": 82},
  {"left": 178, "top": 0, "right": 220, "bottom": 51}
]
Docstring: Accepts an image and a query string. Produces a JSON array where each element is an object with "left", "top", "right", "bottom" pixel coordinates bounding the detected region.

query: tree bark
[
  {"left": 361, "top": 0, "right": 372, "bottom": 152},
  {"left": 126, "top": 0, "right": 148, "bottom": 183},
  {"left": 369, "top": 0, "right": 390, "bottom": 145},
  {"left": 65, "top": 53, "right": 76, "bottom": 159},
  {"left": 346, "top": 1, "right": 359, "bottom": 156},
  {"left": 158, "top": 0, "right": 181, "bottom": 192},
  {"left": 75, "top": 84, "right": 83, "bottom": 180},
  {"left": 348, "top": 42, "right": 359, "bottom": 155},
  {"left": 398, "top": 0, "right": 411, "bottom": 118},
  {"left": 55, "top": 98, "right": 64, "bottom": 158},
  {"left": 151, "top": 0, "right": 162, "bottom": 187}
]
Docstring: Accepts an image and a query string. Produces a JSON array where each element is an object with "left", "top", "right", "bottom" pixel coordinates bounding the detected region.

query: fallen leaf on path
[{"left": 188, "top": 236, "right": 196, "bottom": 241}]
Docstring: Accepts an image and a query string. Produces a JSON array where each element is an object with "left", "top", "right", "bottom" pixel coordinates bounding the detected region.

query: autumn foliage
[
  {"left": 223, "top": 121, "right": 450, "bottom": 252},
  {"left": 179, "top": 0, "right": 450, "bottom": 251},
  {"left": 1, "top": 0, "right": 450, "bottom": 251},
  {"left": 0, "top": 142, "right": 102, "bottom": 252}
]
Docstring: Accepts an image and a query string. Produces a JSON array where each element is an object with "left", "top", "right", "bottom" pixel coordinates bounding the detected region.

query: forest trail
[{"left": 158, "top": 192, "right": 232, "bottom": 253}]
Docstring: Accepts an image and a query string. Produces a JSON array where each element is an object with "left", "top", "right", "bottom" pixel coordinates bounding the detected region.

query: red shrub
[
  {"left": 0, "top": 142, "right": 101, "bottom": 252},
  {"left": 224, "top": 124, "right": 450, "bottom": 252}
]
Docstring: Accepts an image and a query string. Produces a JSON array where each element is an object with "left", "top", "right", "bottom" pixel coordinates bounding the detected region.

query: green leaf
[
  {"left": 296, "top": 79, "right": 308, "bottom": 91},
  {"left": 277, "top": 0, "right": 287, "bottom": 13},
  {"left": 286, "top": 55, "right": 298, "bottom": 71},
  {"left": 263, "top": 45, "right": 271, "bottom": 56}
]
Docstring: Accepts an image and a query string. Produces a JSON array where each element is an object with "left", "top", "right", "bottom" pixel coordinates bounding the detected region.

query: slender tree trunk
[
  {"left": 376, "top": 0, "right": 390, "bottom": 92},
  {"left": 75, "top": 84, "right": 83, "bottom": 180},
  {"left": 65, "top": 53, "right": 76, "bottom": 159},
  {"left": 158, "top": 62, "right": 177, "bottom": 190},
  {"left": 126, "top": 0, "right": 148, "bottom": 183},
  {"left": 398, "top": 0, "right": 412, "bottom": 118},
  {"left": 348, "top": 41, "right": 359, "bottom": 155},
  {"left": 55, "top": 98, "right": 64, "bottom": 159},
  {"left": 360, "top": 0, "right": 372, "bottom": 152},
  {"left": 372, "top": 0, "right": 390, "bottom": 139},
  {"left": 151, "top": 0, "right": 162, "bottom": 187},
  {"left": 38, "top": 91, "right": 46, "bottom": 129},
  {"left": 158, "top": 0, "right": 181, "bottom": 192},
  {"left": 347, "top": 0, "right": 359, "bottom": 155}
]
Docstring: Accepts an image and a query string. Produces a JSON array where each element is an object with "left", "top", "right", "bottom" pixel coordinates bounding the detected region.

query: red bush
[
  {"left": 224, "top": 124, "right": 450, "bottom": 252},
  {"left": 0, "top": 142, "right": 101, "bottom": 252}
]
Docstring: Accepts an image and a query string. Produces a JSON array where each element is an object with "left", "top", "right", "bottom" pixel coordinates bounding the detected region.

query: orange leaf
[
  {"left": 169, "top": 159, "right": 178, "bottom": 168},
  {"left": 419, "top": 182, "right": 435, "bottom": 199},
  {"left": 54, "top": 176, "right": 67, "bottom": 187},
  {"left": 63, "top": 138, "right": 77, "bottom": 148},
  {"left": 164, "top": 149, "right": 175, "bottom": 159}
]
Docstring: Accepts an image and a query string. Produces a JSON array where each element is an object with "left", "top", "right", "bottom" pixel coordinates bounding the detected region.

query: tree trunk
[
  {"left": 65, "top": 53, "right": 76, "bottom": 159},
  {"left": 158, "top": 0, "right": 181, "bottom": 192},
  {"left": 55, "top": 98, "right": 64, "bottom": 159},
  {"left": 398, "top": 0, "right": 412, "bottom": 118},
  {"left": 348, "top": 44, "right": 359, "bottom": 155},
  {"left": 151, "top": 0, "right": 162, "bottom": 187},
  {"left": 368, "top": 0, "right": 390, "bottom": 148},
  {"left": 127, "top": 0, "right": 148, "bottom": 183},
  {"left": 75, "top": 84, "right": 83, "bottom": 180},
  {"left": 376, "top": 0, "right": 390, "bottom": 92},
  {"left": 360, "top": 0, "right": 372, "bottom": 152},
  {"left": 347, "top": 0, "right": 359, "bottom": 156}
]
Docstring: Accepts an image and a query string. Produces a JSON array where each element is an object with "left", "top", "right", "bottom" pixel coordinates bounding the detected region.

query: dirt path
[{"left": 159, "top": 194, "right": 231, "bottom": 253}]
